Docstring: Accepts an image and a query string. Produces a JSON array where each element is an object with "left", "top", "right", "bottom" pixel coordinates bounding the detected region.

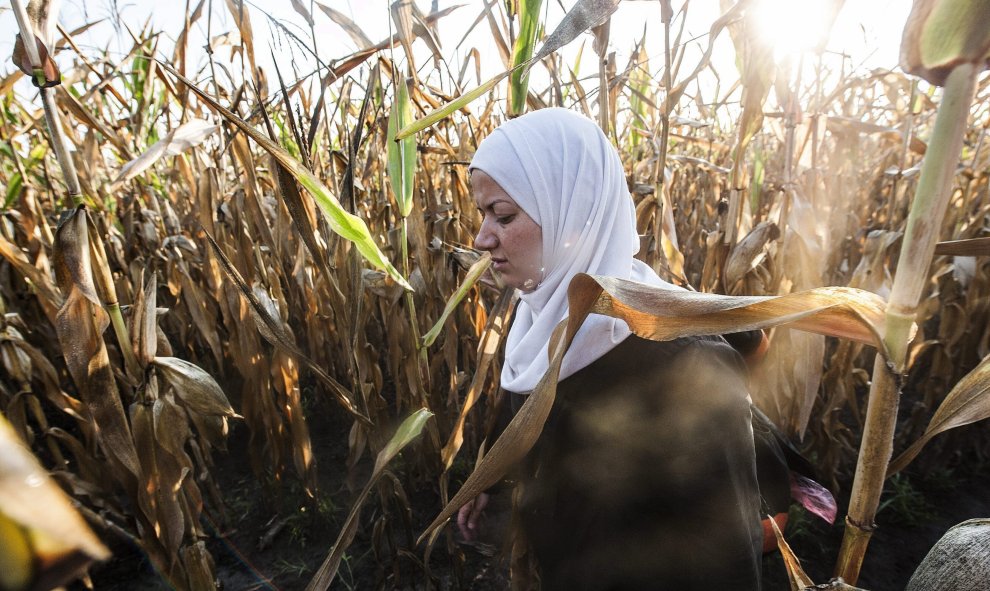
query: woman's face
[{"left": 471, "top": 170, "right": 543, "bottom": 291}]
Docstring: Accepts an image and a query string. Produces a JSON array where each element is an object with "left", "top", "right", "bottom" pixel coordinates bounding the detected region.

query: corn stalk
[
  {"left": 835, "top": 62, "right": 980, "bottom": 583},
  {"left": 10, "top": 0, "right": 140, "bottom": 379}
]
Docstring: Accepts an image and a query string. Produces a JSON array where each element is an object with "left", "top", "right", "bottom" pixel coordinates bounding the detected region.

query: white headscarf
[{"left": 469, "top": 108, "right": 682, "bottom": 394}]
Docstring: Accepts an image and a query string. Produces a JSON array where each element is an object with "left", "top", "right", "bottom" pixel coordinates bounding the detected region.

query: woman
[{"left": 456, "top": 108, "right": 764, "bottom": 590}]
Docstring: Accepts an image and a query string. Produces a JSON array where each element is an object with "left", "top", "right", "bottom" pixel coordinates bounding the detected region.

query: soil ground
[{"left": 75, "top": 396, "right": 990, "bottom": 591}]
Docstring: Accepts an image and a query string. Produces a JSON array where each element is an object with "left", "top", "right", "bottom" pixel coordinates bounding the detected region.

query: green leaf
[
  {"left": 395, "top": 70, "right": 510, "bottom": 140},
  {"left": 902, "top": 0, "right": 990, "bottom": 86},
  {"left": 388, "top": 72, "right": 416, "bottom": 218},
  {"left": 422, "top": 253, "right": 492, "bottom": 347},
  {"left": 396, "top": 0, "right": 620, "bottom": 138},
  {"left": 161, "top": 63, "right": 413, "bottom": 291},
  {"left": 4, "top": 172, "right": 23, "bottom": 208},
  {"left": 509, "top": 0, "right": 543, "bottom": 116}
]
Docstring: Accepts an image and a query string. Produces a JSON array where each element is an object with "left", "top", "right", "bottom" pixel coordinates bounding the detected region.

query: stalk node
[{"left": 845, "top": 515, "right": 876, "bottom": 533}]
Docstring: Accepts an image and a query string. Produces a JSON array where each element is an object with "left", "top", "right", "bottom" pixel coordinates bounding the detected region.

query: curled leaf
[
  {"left": 900, "top": 0, "right": 990, "bottom": 86},
  {"left": 12, "top": 33, "right": 60, "bottom": 87},
  {"left": 130, "top": 273, "right": 158, "bottom": 368},
  {"left": 109, "top": 119, "right": 218, "bottom": 191},
  {"left": 152, "top": 356, "right": 238, "bottom": 418}
]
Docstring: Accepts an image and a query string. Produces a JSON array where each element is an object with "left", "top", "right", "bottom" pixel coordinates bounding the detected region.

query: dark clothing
[{"left": 487, "top": 334, "right": 764, "bottom": 590}]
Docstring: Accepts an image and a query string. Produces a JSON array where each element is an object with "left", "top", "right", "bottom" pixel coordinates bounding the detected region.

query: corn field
[{"left": 1, "top": 0, "right": 989, "bottom": 590}]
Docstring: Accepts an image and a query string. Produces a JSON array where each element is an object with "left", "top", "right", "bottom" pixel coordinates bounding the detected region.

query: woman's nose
[{"left": 474, "top": 217, "right": 498, "bottom": 251}]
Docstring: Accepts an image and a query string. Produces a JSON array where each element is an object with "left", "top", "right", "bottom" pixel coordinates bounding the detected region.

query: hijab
[{"left": 469, "top": 108, "right": 682, "bottom": 394}]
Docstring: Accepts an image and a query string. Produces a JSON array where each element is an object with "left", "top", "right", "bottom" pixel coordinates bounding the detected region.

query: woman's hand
[{"left": 456, "top": 492, "right": 490, "bottom": 541}]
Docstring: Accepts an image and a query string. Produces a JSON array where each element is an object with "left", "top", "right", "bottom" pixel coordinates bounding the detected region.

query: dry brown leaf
[
  {"left": 223, "top": 0, "right": 256, "bottom": 74},
  {"left": 130, "top": 272, "right": 158, "bottom": 368},
  {"left": 887, "top": 352, "right": 990, "bottom": 476},
  {"left": 527, "top": 0, "right": 621, "bottom": 72},
  {"left": 769, "top": 512, "right": 817, "bottom": 590},
  {"left": 725, "top": 221, "right": 780, "bottom": 290},
  {"left": 152, "top": 356, "right": 238, "bottom": 418},
  {"left": 0, "top": 414, "right": 109, "bottom": 591},
  {"left": 109, "top": 119, "right": 218, "bottom": 191},
  {"left": 934, "top": 237, "right": 990, "bottom": 256},
  {"left": 315, "top": 3, "right": 373, "bottom": 48},
  {"left": 440, "top": 288, "right": 515, "bottom": 470},
  {"left": 203, "top": 231, "right": 370, "bottom": 423},
  {"left": 53, "top": 207, "right": 141, "bottom": 486}
]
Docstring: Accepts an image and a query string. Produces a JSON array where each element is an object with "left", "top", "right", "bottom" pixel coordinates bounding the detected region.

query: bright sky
[{"left": 0, "top": 0, "right": 912, "bottom": 114}]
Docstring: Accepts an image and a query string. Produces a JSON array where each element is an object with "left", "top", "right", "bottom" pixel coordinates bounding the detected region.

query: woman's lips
[{"left": 492, "top": 258, "right": 508, "bottom": 271}]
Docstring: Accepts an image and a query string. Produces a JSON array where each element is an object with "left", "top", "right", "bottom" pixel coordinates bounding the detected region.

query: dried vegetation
[{"left": 0, "top": 0, "right": 989, "bottom": 589}]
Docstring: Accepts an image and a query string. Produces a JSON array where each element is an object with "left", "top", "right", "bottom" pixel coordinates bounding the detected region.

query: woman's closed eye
[{"left": 477, "top": 207, "right": 516, "bottom": 226}]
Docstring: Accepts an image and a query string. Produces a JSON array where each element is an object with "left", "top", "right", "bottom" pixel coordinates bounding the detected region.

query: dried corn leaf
[
  {"left": 440, "top": 287, "right": 515, "bottom": 470},
  {"left": 0, "top": 414, "right": 109, "bottom": 591},
  {"left": 153, "top": 356, "right": 238, "bottom": 418},
  {"left": 203, "top": 231, "right": 370, "bottom": 423},
  {"left": 165, "top": 65, "right": 412, "bottom": 291},
  {"left": 526, "top": 0, "right": 620, "bottom": 72},
  {"left": 399, "top": 0, "right": 621, "bottom": 137},
  {"left": 109, "top": 119, "right": 218, "bottom": 191},
  {"left": 130, "top": 273, "right": 158, "bottom": 368},
  {"left": 934, "top": 237, "right": 990, "bottom": 256},
  {"left": 417, "top": 274, "right": 891, "bottom": 544},
  {"left": 768, "top": 512, "right": 816, "bottom": 590},
  {"left": 289, "top": 0, "right": 314, "bottom": 27},
  {"left": 223, "top": 0, "right": 256, "bottom": 74},
  {"left": 0, "top": 232, "right": 63, "bottom": 311},
  {"left": 130, "top": 400, "right": 186, "bottom": 563},
  {"left": 315, "top": 3, "right": 373, "bottom": 49},
  {"left": 390, "top": 0, "right": 417, "bottom": 73},
  {"left": 887, "top": 353, "right": 990, "bottom": 476},
  {"left": 53, "top": 207, "right": 141, "bottom": 485},
  {"left": 725, "top": 221, "right": 780, "bottom": 289}
]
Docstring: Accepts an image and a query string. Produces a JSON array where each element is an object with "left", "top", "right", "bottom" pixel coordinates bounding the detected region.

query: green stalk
[
  {"left": 400, "top": 218, "right": 430, "bottom": 395},
  {"left": 508, "top": 0, "right": 543, "bottom": 116},
  {"left": 835, "top": 62, "right": 979, "bottom": 584}
]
